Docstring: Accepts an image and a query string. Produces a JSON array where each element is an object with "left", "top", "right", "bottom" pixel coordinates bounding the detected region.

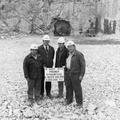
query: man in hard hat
[
  {"left": 23, "top": 44, "right": 44, "bottom": 106},
  {"left": 64, "top": 40, "right": 86, "bottom": 107},
  {"left": 38, "top": 35, "right": 55, "bottom": 99},
  {"left": 55, "top": 37, "right": 68, "bottom": 98}
]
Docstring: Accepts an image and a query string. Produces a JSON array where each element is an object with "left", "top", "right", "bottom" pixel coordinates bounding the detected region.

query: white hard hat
[
  {"left": 42, "top": 35, "right": 50, "bottom": 41},
  {"left": 57, "top": 37, "right": 65, "bottom": 43},
  {"left": 66, "top": 40, "right": 75, "bottom": 47},
  {"left": 30, "top": 44, "right": 38, "bottom": 50}
]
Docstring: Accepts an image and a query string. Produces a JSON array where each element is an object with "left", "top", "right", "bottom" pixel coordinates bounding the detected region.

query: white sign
[{"left": 45, "top": 68, "right": 64, "bottom": 82}]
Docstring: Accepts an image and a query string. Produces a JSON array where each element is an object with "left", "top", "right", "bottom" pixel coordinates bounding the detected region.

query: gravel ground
[{"left": 0, "top": 35, "right": 120, "bottom": 120}]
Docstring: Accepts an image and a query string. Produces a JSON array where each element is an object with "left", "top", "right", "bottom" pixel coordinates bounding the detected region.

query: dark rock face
[{"left": 52, "top": 18, "right": 71, "bottom": 36}]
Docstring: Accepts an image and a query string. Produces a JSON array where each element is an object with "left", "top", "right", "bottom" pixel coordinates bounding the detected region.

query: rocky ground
[{"left": 0, "top": 34, "right": 120, "bottom": 120}]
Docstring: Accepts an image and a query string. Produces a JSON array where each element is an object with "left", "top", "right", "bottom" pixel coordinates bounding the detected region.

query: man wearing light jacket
[{"left": 65, "top": 40, "right": 86, "bottom": 107}]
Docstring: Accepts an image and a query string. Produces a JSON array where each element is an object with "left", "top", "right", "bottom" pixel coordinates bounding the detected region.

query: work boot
[
  {"left": 56, "top": 94, "right": 64, "bottom": 98},
  {"left": 63, "top": 99, "right": 73, "bottom": 106},
  {"left": 64, "top": 101, "right": 72, "bottom": 105},
  {"left": 47, "top": 94, "right": 53, "bottom": 99},
  {"left": 75, "top": 103, "right": 83, "bottom": 109},
  {"left": 35, "top": 96, "right": 42, "bottom": 105},
  {"left": 40, "top": 94, "right": 44, "bottom": 100},
  {"left": 36, "top": 99, "right": 41, "bottom": 105},
  {"left": 27, "top": 99, "right": 34, "bottom": 107}
]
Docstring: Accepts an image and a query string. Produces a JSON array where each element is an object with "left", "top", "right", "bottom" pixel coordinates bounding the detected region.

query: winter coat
[
  {"left": 66, "top": 50, "right": 86, "bottom": 78},
  {"left": 23, "top": 53, "right": 44, "bottom": 80},
  {"left": 55, "top": 46, "right": 69, "bottom": 67}
]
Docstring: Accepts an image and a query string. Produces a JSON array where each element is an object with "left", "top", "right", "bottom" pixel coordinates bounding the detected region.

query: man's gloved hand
[
  {"left": 26, "top": 78, "right": 30, "bottom": 82},
  {"left": 79, "top": 76, "right": 83, "bottom": 82},
  {"left": 62, "top": 66, "right": 65, "bottom": 68},
  {"left": 44, "top": 66, "right": 47, "bottom": 69}
]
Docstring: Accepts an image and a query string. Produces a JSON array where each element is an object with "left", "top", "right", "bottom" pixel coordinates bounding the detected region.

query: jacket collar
[
  {"left": 29, "top": 53, "right": 38, "bottom": 59},
  {"left": 69, "top": 50, "right": 77, "bottom": 56},
  {"left": 58, "top": 46, "right": 66, "bottom": 51}
]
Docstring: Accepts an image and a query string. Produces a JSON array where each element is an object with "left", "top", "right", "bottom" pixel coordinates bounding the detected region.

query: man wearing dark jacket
[
  {"left": 55, "top": 37, "right": 68, "bottom": 98},
  {"left": 65, "top": 40, "right": 86, "bottom": 107},
  {"left": 23, "top": 44, "right": 44, "bottom": 106},
  {"left": 38, "top": 35, "right": 55, "bottom": 99}
]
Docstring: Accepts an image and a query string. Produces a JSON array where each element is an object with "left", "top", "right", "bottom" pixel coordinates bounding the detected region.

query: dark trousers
[
  {"left": 27, "top": 78, "right": 41, "bottom": 100},
  {"left": 65, "top": 71, "right": 83, "bottom": 104},
  {"left": 41, "top": 75, "right": 51, "bottom": 96},
  {"left": 58, "top": 81, "right": 64, "bottom": 96}
]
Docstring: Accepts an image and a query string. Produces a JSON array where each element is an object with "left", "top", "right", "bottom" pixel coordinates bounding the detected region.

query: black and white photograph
[{"left": 0, "top": 0, "right": 120, "bottom": 119}]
